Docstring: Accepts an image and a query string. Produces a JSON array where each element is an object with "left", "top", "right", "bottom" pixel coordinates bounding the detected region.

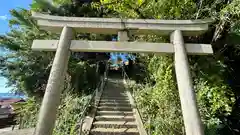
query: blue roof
[
  {"left": 109, "top": 37, "right": 135, "bottom": 67},
  {"left": 110, "top": 53, "right": 135, "bottom": 65}
]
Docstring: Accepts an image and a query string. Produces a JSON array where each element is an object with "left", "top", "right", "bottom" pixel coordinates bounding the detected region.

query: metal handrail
[
  {"left": 121, "top": 66, "right": 149, "bottom": 134},
  {"left": 78, "top": 85, "right": 98, "bottom": 135},
  {"left": 78, "top": 62, "right": 109, "bottom": 135}
]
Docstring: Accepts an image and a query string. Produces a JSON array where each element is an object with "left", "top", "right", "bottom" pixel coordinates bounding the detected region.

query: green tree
[{"left": 0, "top": 8, "right": 56, "bottom": 97}]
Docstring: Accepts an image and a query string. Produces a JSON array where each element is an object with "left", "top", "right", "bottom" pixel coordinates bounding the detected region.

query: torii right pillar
[{"left": 171, "top": 30, "right": 203, "bottom": 135}]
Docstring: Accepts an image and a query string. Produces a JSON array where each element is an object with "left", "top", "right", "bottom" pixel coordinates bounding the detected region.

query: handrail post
[
  {"left": 79, "top": 119, "right": 83, "bottom": 135},
  {"left": 148, "top": 117, "right": 151, "bottom": 135},
  {"left": 95, "top": 87, "right": 98, "bottom": 107},
  {"left": 101, "top": 76, "right": 104, "bottom": 90},
  {"left": 96, "top": 61, "right": 99, "bottom": 88},
  {"left": 104, "top": 71, "right": 107, "bottom": 81},
  {"left": 105, "top": 63, "right": 108, "bottom": 83},
  {"left": 171, "top": 30, "right": 203, "bottom": 135},
  {"left": 118, "top": 31, "right": 128, "bottom": 83}
]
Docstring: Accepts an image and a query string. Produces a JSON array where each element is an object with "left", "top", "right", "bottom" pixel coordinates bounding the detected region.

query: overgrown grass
[
  {"left": 53, "top": 93, "right": 90, "bottom": 135},
  {"left": 127, "top": 55, "right": 184, "bottom": 135},
  {"left": 15, "top": 92, "right": 91, "bottom": 135}
]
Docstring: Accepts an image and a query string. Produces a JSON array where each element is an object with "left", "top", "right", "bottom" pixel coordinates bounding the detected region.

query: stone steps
[{"left": 90, "top": 81, "right": 140, "bottom": 135}]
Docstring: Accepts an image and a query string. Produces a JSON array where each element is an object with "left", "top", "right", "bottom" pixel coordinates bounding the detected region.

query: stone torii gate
[{"left": 31, "top": 12, "right": 213, "bottom": 135}]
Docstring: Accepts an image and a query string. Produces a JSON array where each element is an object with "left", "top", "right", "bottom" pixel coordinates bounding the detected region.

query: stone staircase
[{"left": 90, "top": 79, "right": 140, "bottom": 135}]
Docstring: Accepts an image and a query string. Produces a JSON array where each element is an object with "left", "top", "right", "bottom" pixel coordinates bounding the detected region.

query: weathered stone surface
[
  {"left": 35, "top": 26, "right": 73, "bottom": 135},
  {"left": 171, "top": 30, "right": 203, "bottom": 135},
  {"left": 32, "top": 40, "right": 213, "bottom": 55},
  {"left": 32, "top": 12, "right": 212, "bottom": 36}
]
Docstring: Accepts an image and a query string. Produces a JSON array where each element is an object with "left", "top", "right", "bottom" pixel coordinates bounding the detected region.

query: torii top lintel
[{"left": 32, "top": 12, "right": 212, "bottom": 36}]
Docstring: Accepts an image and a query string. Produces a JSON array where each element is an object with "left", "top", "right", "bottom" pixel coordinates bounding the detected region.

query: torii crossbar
[{"left": 31, "top": 12, "right": 213, "bottom": 135}]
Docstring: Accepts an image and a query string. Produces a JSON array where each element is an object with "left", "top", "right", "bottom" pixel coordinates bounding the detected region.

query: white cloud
[{"left": 0, "top": 15, "right": 7, "bottom": 20}]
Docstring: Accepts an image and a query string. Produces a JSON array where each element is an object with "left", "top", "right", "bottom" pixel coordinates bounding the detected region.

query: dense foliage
[
  {"left": 14, "top": 92, "right": 90, "bottom": 135},
  {"left": 102, "top": 0, "right": 240, "bottom": 134},
  {"left": 0, "top": 0, "right": 240, "bottom": 135}
]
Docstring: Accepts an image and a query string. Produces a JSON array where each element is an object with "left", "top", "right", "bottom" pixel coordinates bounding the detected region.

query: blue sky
[{"left": 0, "top": 0, "right": 32, "bottom": 93}]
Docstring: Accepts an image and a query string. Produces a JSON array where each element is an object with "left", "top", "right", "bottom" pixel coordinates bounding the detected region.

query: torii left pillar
[{"left": 35, "top": 26, "right": 74, "bottom": 135}]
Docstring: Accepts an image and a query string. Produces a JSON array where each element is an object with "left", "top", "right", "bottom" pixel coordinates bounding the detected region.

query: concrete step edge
[
  {"left": 97, "top": 107, "right": 133, "bottom": 111},
  {"left": 98, "top": 106, "right": 132, "bottom": 108},
  {"left": 90, "top": 128, "right": 139, "bottom": 133},
  {"left": 97, "top": 111, "right": 134, "bottom": 116},
  {"left": 100, "top": 97, "right": 129, "bottom": 100},
  {"left": 98, "top": 103, "right": 131, "bottom": 106},
  {"left": 99, "top": 99, "right": 130, "bottom": 102},
  {"left": 95, "top": 115, "right": 135, "bottom": 119},
  {"left": 93, "top": 121, "right": 136, "bottom": 125}
]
